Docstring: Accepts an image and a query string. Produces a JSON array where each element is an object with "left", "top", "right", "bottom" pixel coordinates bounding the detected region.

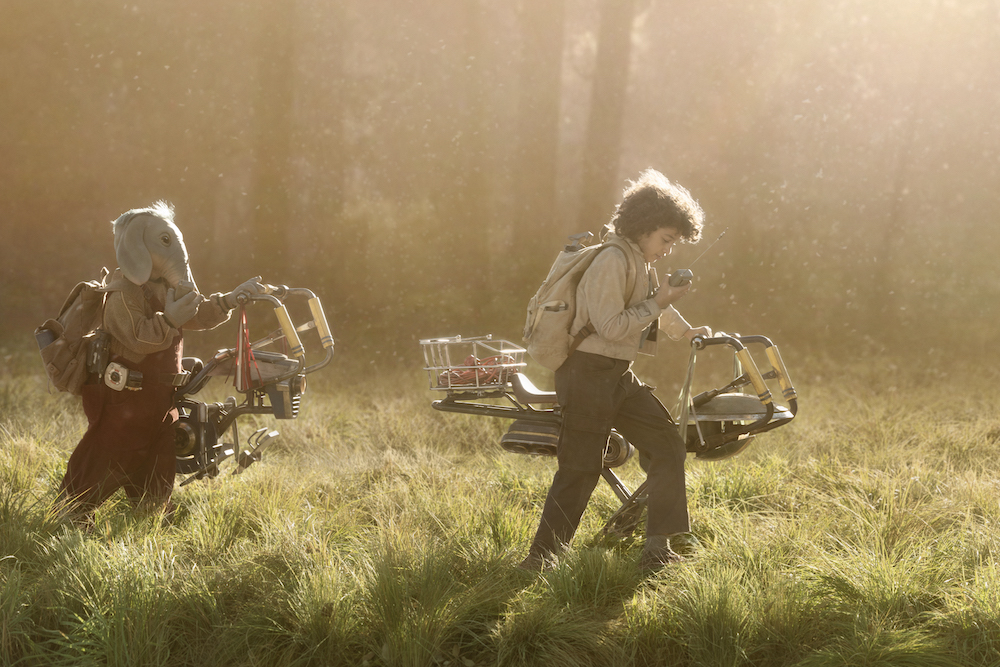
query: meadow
[{"left": 3, "top": 335, "right": 1000, "bottom": 667}]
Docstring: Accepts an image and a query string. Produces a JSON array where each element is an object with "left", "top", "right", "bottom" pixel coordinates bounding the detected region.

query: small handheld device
[
  {"left": 667, "top": 227, "right": 729, "bottom": 288},
  {"left": 668, "top": 268, "right": 694, "bottom": 287},
  {"left": 174, "top": 280, "right": 200, "bottom": 299}
]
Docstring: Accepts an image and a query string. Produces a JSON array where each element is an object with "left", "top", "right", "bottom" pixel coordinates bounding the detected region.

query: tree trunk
[
  {"left": 307, "top": 2, "right": 354, "bottom": 307},
  {"left": 867, "top": 2, "right": 938, "bottom": 333},
  {"left": 512, "top": 0, "right": 566, "bottom": 274},
  {"left": 444, "top": 0, "right": 493, "bottom": 311},
  {"left": 578, "top": 0, "right": 637, "bottom": 233},
  {"left": 249, "top": 1, "right": 296, "bottom": 282}
]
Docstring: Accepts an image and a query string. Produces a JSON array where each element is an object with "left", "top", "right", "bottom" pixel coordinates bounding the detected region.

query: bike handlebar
[
  {"left": 690, "top": 332, "right": 797, "bottom": 406},
  {"left": 177, "top": 284, "right": 334, "bottom": 397}
]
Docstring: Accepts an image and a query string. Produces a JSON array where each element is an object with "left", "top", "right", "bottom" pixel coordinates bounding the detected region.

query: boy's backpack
[
  {"left": 34, "top": 268, "right": 110, "bottom": 395},
  {"left": 522, "top": 233, "right": 638, "bottom": 371}
]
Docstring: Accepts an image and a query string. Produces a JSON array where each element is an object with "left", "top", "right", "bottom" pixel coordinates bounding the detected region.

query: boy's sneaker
[
  {"left": 516, "top": 551, "right": 555, "bottom": 572},
  {"left": 669, "top": 532, "right": 701, "bottom": 557},
  {"left": 639, "top": 534, "right": 683, "bottom": 573}
]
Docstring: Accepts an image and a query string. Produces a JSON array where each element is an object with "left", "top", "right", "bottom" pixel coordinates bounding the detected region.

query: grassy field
[{"left": 3, "top": 337, "right": 1000, "bottom": 667}]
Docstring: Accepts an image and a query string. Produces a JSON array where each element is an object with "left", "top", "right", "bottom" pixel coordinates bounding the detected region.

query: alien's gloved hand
[
  {"left": 164, "top": 289, "right": 202, "bottom": 329},
  {"left": 222, "top": 276, "right": 266, "bottom": 310}
]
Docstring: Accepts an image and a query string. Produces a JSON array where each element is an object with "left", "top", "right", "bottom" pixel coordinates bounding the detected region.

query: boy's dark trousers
[{"left": 527, "top": 351, "right": 690, "bottom": 556}]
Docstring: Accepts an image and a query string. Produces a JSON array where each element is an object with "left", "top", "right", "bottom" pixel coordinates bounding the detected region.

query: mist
[{"left": 2, "top": 0, "right": 997, "bottom": 366}]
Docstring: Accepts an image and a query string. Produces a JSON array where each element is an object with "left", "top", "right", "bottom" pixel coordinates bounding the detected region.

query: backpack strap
[
  {"left": 89, "top": 268, "right": 113, "bottom": 377},
  {"left": 98, "top": 267, "right": 110, "bottom": 320},
  {"left": 607, "top": 236, "right": 639, "bottom": 303},
  {"left": 569, "top": 238, "right": 640, "bottom": 354}
]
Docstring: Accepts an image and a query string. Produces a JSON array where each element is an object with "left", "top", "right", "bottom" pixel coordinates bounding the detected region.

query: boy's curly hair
[{"left": 609, "top": 169, "right": 704, "bottom": 244}]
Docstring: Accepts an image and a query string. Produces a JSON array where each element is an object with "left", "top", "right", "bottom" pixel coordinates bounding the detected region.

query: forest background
[
  {"left": 3, "top": 4, "right": 1000, "bottom": 664},
  {"left": 1, "top": 0, "right": 998, "bottom": 375}
]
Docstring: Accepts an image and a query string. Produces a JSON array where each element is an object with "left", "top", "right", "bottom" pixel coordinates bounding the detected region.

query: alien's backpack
[
  {"left": 522, "top": 234, "right": 636, "bottom": 371},
  {"left": 35, "top": 268, "right": 110, "bottom": 394}
]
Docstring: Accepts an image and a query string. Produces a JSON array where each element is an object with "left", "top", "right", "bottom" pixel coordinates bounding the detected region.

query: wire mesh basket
[{"left": 420, "top": 335, "right": 526, "bottom": 393}]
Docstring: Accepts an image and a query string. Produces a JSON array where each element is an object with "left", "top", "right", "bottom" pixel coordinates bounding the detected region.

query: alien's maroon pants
[{"left": 58, "top": 337, "right": 183, "bottom": 516}]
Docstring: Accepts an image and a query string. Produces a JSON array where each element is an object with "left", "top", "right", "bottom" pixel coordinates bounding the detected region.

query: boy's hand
[
  {"left": 684, "top": 326, "right": 713, "bottom": 342},
  {"left": 654, "top": 281, "right": 691, "bottom": 308}
]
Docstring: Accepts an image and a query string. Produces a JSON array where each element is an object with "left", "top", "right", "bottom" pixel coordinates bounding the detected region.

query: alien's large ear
[{"left": 113, "top": 213, "right": 153, "bottom": 285}]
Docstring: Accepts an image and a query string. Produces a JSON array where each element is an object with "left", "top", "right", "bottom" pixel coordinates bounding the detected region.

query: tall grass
[{"left": 3, "top": 340, "right": 1000, "bottom": 666}]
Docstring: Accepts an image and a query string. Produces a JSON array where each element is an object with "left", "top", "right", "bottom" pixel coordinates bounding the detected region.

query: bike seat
[{"left": 511, "top": 373, "right": 558, "bottom": 405}]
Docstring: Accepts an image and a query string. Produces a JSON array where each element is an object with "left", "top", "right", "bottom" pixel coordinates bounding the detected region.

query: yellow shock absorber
[
  {"left": 274, "top": 305, "right": 305, "bottom": 358},
  {"left": 736, "top": 348, "right": 772, "bottom": 405},
  {"left": 308, "top": 297, "right": 334, "bottom": 349},
  {"left": 765, "top": 345, "right": 797, "bottom": 402}
]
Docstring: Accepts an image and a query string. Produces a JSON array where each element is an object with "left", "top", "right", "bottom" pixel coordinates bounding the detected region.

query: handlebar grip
[
  {"left": 261, "top": 282, "right": 289, "bottom": 299},
  {"left": 691, "top": 333, "right": 741, "bottom": 351},
  {"left": 308, "top": 297, "right": 334, "bottom": 350},
  {"left": 735, "top": 348, "right": 772, "bottom": 405},
  {"left": 274, "top": 305, "right": 305, "bottom": 358}
]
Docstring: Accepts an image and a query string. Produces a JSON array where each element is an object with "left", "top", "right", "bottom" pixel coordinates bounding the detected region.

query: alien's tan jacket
[{"left": 101, "top": 268, "right": 233, "bottom": 365}]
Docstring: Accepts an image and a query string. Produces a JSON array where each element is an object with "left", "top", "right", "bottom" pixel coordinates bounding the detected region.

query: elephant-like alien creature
[{"left": 58, "top": 201, "right": 264, "bottom": 523}]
